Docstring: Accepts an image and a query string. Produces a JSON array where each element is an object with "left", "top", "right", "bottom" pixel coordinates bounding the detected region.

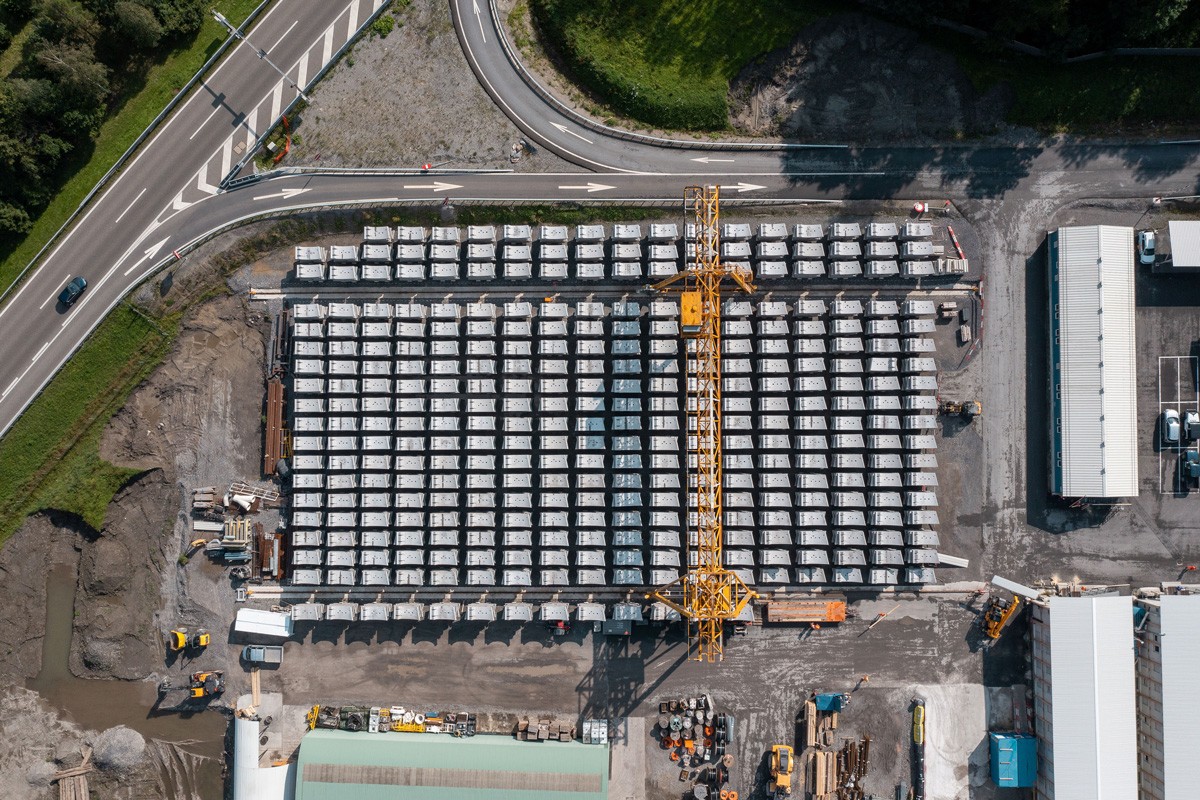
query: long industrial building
[
  {"left": 1030, "top": 589, "right": 1200, "bottom": 800},
  {"left": 1046, "top": 225, "right": 1138, "bottom": 498}
]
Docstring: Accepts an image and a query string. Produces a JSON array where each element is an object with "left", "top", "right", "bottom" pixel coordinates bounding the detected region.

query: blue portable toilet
[{"left": 989, "top": 732, "right": 1037, "bottom": 787}]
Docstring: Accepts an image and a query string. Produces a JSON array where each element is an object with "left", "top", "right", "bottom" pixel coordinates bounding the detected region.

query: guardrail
[
  {"left": 480, "top": 0, "right": 846, "bottom": 153},
  {"left": 0, "top": 0, "right": 273, "bottom": 308},
  {"left": 219, "top": 0, "right": 396, "bottom": 187}
]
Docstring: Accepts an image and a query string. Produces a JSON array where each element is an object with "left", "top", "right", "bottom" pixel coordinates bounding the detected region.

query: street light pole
[{"left": 211, "top": 10, "right": 309, "bottom": 102}]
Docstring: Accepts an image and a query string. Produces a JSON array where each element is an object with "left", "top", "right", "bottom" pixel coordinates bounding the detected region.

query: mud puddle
[{"left": 28, "top": 565, "right": 227, "bottom": 799}]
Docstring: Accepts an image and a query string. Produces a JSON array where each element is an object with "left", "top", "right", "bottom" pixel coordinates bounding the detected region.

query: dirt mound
[
  {"left": 93, "top": 725, "right": 146, "bottom": 771},
  {"left": 71, "top": 472, "right": 176, "bottom": 680},
  {"left": 101, "top": 294, "right": 265, "bottom": 488},
  {"left": 729, "top": 13, "right": 1010, "bottom": 143}
]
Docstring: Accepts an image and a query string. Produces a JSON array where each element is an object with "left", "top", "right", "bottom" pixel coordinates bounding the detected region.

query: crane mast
[{"left": 648, "top": 185, "right": 757, "bottom": 662}]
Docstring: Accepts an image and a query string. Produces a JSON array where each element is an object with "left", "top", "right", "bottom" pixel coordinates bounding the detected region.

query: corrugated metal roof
[
  {"left": 295, "top": 730, "right": 608, "bottom": 800},
  {"left": 1047, "top": 596, "right": 1137, "bottom": 800},
  {"left": 1052, "top": 226, "right": 1139, "bottom": 497},
  {"left": 1168, "top": 220, "right": 1200, "bottom": 268},
  {"left": 1159, "top": 595, "right": 1200, "bottom": 799}
]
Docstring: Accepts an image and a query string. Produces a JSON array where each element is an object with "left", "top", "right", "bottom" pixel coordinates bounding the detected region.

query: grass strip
[
  {"left": 0, "top": 0, "right": 264, "bottom": 297},
  {"left": 0, "top": 305, "right": 177, "bottom": 542}
]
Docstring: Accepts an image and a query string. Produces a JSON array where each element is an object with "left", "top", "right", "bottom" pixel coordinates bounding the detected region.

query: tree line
[
  {"left": 882, "top": 0, "right": 1200, "bottom": 56},
  {"left": 0, "top": 0, "right": 207, "bottom": 238}
]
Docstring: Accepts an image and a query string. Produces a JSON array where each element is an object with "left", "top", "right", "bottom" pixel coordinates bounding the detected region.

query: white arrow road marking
[
  {"left": 728, "top": 182, "right": 767, "bottom": 193},
  {"left": 691, "top": 156, "right": 735, "bottom": 163},
  {"left": 472, "top": 0, "right": 486, "bottom": 41},
  {"left": 123, "top": 238, "right": 171, "bottom": 276},
  {"left": 252, "top": 187, "right": 313, "bottom": 201},
  {"left": 401, "top": 182, "right": 463, "bottom": 192},
  {"left": 550, "top": 122, "right": 593, "bottom": 144},
  {"left": 557, "top": 183, "right": 616, "bottom": 193}
]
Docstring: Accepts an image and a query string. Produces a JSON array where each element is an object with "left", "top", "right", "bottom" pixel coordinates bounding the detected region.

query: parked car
[
  {"left": 242, "top": 644, "right": 283, "bottom": 665},
  {"left": 1185, "top": 410, "right": 1200, "bottom": 441},
  {"left": 1163, "top": 408, "right": 1181, "bottom": 445},
  {"left": 1137, "top": 230, "right": 1156, "bottom": 265},
  {"left": 58, "top": 276, "right": 87, "bottom": 306}
]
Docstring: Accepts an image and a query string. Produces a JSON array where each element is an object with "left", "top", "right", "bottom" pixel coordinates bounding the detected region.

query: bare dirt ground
[
  {"left": 283, "top": 1, "right": 571, "bottom": 172},
  {"left": 728, "top": 14, "right": 1011, "bottom": 143}
]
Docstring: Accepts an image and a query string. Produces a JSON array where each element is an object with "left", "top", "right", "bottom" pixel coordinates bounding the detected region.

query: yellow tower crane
[{"left": 647, "top": 185, "right": 758, "bottom": 662}]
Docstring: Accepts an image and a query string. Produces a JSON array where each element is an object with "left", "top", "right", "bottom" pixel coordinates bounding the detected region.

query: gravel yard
[{"left": 283, "top": 1, "right": 571, "bottom": 172}]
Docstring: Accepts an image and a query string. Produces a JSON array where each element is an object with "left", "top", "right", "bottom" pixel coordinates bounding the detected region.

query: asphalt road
[{"left": 0, "top": 0, "right": 1199, "bottom": 439}]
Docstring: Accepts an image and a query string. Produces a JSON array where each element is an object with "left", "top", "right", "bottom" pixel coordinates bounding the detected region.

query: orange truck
[{"left": 765, "top": 598, "right": 848, "bottom": 625}]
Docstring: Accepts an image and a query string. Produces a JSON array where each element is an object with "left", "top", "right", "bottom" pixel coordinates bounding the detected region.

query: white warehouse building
[{"left": 1046, "top": 225, "right": 1138, "bottom": 498}]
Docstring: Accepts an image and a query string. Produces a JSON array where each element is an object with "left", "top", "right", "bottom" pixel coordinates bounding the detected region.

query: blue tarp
[{"left": 813, "top": 693, "right": 846, "bottom": 712}]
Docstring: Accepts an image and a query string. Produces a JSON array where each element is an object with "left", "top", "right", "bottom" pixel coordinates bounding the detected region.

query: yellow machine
[
  {"left": 167, "top": 628, "right": 210, "bottom": 652},
  {"left": 980, "top": 595, "right": 1020, "bottom": 639},
  {"left": 647, "top": 185, "right": 757, "bottom": 663},
  {"left": 188, "top": 670, "right": 225, "bottom": 699},
  {"left": 939, "top": 399, "right": 982, "bottom": 419},
  {"left": 305, "top": 704, "right": 320, "bottom": 730},
  {"left": 769, "top": 744, "right": 794, "bottom": 797}
]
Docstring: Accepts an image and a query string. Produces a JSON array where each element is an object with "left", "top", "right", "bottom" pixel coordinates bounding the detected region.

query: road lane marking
[
  {"left": 266, "top": 20, "right": 298, "bottom": 54},
  {"left": 197, "top": 164, "right": 219, "bottom": 195},
  {"left": 114, "top": 188, "right": 147, "bottom": 223},
  {"left": 38, "top": 274, "right": 69, "bottom": 310},
  {"left": 729, "top": 182, "right": 767, "bottom": 193},
  {"left": 1, "top": 377, "right": 17, "bottom": 399},
  {"left": 322, "top": 25, "right": 335, "bottom": 64},
  {"left": 549, "top": 121, "right": 592, "bottom": 144},
  {"left": 253, "top": 187, "right": 312, "bottom": 201},
  {"left": 243, "top": 107, "right": 260, "bottom": 151},
  {"left": 401, "top": 182, "right": 462, "bottom": 192},
  {"left": 691, "top": 157, "right": 735, "bottom": 164},
  {"left": 123, "top": 238, "right": 171, "bottom": 276},
  {"left": 270, "top": 80, "right": 284, "bottom": 123},
  {"left": 347, "top": 0, "right": 359, "bottom": 39},
  {"left": 189, "top": 98, "right": 229, "bottom": 140},
  {"left": 295, "top": 52, "right": 308, "bottom": 92},
  {"left": 31, "top": 342, "right": 50, "bottom": 363},
  {"left": 472, "top": 0, "right": 485, "bottom": 42},
  {"left": 557, "top": 183, "right": 615, "bottom": 193},
  {"left": 220, "top": 135, "right": 234, "bottom": 179}
]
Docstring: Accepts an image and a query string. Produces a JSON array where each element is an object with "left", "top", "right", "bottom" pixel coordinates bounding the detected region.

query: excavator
[
  {"left": 167, "top": 628, "right": 210, "bottom": 652},
  {"left": 158, "top": 670, "right": 225, "bottom": 702},
  {"left": 980, "top": 595, "right": 1020, "bottom": 640}
]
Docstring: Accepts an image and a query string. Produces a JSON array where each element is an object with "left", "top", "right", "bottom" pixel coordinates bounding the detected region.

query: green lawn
[
  {"left": 531, "top": 0, "right": 1200, "bottom": 134},
  {"left": 0, "top": 305, "right": 177, "bottom": 543},
  {"left": 529, "top": 0, "right": 834, "bottom": 130},
  {"left": 0, "top": 0, "right": 265, "bottom": 298}
]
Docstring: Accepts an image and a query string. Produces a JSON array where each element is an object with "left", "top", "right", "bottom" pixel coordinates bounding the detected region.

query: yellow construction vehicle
[
  {"left": 647, "top": 185, "right": 757, "bottom": 663},
  {"left": 167, "top": 628, "right": 210, "bottom": 652},
  {"left": 980, "top": 595, "right": 1020, "bottom": 639},
  {"left": 769, "top": 744, "right": 794, "bottom": 797},
  {"left": 938, "top": 399, "right": 982, "bottom": 419},
  {"left": 189, "top": 670, "right": 225, "bottom": 699}
]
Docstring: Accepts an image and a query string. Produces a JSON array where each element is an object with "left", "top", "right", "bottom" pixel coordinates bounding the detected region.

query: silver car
[{"left": 1163, "top": 409, "right": 1181, "bottom": 445}]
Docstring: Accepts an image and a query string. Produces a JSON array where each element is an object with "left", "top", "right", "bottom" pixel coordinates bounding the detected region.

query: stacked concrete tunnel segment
[{"left": 281, "top": 221, "right": 961, "bottom": 620}]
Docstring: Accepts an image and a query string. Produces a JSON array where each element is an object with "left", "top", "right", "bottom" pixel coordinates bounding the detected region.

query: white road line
[
  {"left": 295, "top": 52, "right": 308, "bottom": 92},
  {"left": 244, "top": 107, "right": 260, "bottom": 151},
  {"left": 266, "top": 20, "right": 298, "bottom": 54},
  {"left": 197, "top": 163, "right": 219, "bottom": 195},
  {"left": 114, "top": 188, "right": 147, "bottom": 224},
  {"left": 1, "top": 377, "right": 18, "bottom": 400},
  {"left": 270, "top": 81, "right": 284, "bottom": 123},
  {"left": 347, "top": 0, "right": 360, "bottom": 39},
  {"left": 30, "top": 342, "right": 50, "bottom": 363},
  {"left": 321, "top": 25, "right": 335, "bottom": 64},
  {"left": 38, "top": 274, "right": 69, "bottom": 310},
  {"left": 189, "top": 98, "right": 228, "bottom": 141},
  {"left": 220, "top": 135, "right": 234, "bottom": 179}
]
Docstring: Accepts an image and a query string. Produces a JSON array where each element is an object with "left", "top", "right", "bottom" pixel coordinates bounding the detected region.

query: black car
[{"left": 58, "top": 276, "right": 87, "bottom": 306}]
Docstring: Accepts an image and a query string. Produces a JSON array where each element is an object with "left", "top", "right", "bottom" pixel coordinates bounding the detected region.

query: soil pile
[
  {"left": 728, "top": 14, "right": 1010, "bottom": 143},
  {"left": 0, "top": 516, "right": 60, "bottom": 682},
  {"left": 71, "top": 472, "right": 176, "bottom": 680},
  {"left": 93, "top": 725, "right": 146, "bottom": 771},
  {"left": 101, "top": 295, "right": 265, "bottom": 488}
]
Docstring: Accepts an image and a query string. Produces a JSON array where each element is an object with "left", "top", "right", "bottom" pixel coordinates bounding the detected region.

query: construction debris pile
[
  {"left": 189, "top": 481, "right": 283, "bottom": 578},
  {"left": 649, "top": 695, "right": 738, "bottom": 799},
  {"left": 516, "top": 717, "right": 575, "bottom": 743},
  {"left": 800, "top": 694, "right": 872, "bottom": 800},
  {"left": 308, "top": 705, "right": 479, "bottom": 736}
]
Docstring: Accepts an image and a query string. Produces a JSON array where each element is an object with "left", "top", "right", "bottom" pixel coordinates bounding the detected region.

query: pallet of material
[
  {"left": 765, "top": 599, "right": 848, "bottom": 624},
  {"left": 263, "top": 378, "right": 285, "bottom": 476},
  {"left": 804, "top": 701, "right": 817, "bottom": 747}
]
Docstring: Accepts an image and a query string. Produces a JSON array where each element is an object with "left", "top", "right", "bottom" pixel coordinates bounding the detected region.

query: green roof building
[{"left": 294, "top": 730, "right": 610, "bottom": 800}]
